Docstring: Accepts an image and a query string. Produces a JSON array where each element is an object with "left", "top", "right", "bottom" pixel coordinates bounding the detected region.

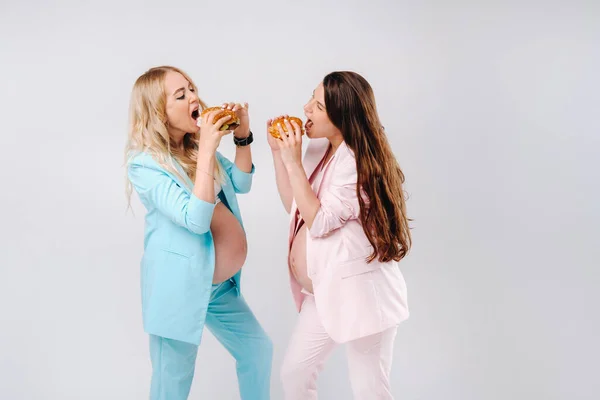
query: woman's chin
[{"left": 189, "top": 119, "right": 200, "bottom": 133}]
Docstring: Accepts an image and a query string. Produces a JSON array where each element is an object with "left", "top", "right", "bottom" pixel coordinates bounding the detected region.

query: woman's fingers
[
  {"left": 290, "top": 119, "right": 302, "bottom": 141},
  {"left": 278, "top": 122, "right": 290, "bottom": 145},
  {"left": 282, "top": 118, "right": 296, "bottom": 145},
  {"left": 213, "top": 114, "right": 233, "bottom": 131}
]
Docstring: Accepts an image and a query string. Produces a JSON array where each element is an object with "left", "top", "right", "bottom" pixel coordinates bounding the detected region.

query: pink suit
[{"left": 281, "top": 138, "right": 409, "bottom": 399}]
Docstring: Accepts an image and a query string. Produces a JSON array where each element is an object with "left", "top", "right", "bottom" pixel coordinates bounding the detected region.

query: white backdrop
[{"left": 1, "top": 0, "right": 599, "bottom": 399}]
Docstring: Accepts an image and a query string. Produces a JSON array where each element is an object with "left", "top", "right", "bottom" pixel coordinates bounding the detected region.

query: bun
[
  {"left": 268, "top": 116, "right": 305, "bottom": 139},
  {"left": 201, "top": 107, "right": 240, "bottom": 131}
]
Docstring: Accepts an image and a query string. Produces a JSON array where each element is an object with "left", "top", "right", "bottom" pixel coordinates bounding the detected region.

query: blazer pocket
[
  {"left": 145, "top": 249, "right": 191, "bottom": 286},
  {"left": 148, "top": 250, "right": 193, "bottom": 305},
  {"left": 160, "top": 248, "right": 192, "bottom": 260},
  {"left": 142, "top": 249, "right": 191, "bottom": 311},
  {"left": 338, "top": 257, "right": 382, "bottom": 279}
]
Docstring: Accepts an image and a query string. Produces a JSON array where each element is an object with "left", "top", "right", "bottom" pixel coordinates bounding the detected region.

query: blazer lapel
[
  {"left": 315, "top": 141, "right": 349, "bottom": 197},
  {"left": 170, "top": 158, "right": 194, "bottom": 192}
]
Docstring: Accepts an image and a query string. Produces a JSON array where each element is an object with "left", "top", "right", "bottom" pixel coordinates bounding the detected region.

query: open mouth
[
  {"left": 305, "top": 119, "right": 313, "bottom": 131},
  {"left": 191, "top": 109, "right": 199, "bottom": 120}
]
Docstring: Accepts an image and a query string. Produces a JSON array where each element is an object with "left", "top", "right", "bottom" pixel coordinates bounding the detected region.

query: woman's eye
[{"left": 177, "top": 94, "right": 185, "bottom": 100}]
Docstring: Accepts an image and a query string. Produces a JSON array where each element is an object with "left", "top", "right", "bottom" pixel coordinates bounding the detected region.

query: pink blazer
[{"left": 288, "top": 138, "right": 409, "bottom": 343}]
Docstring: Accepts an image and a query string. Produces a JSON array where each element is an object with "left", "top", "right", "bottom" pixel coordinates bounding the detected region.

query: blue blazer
[{"left": 127, "top": 151, "right": 255, "bottom": 345}]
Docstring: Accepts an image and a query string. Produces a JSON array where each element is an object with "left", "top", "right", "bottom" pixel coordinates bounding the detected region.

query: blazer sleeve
[
  {"left": 217, "top": 152, "right": 255, "bottom": 194},
  {"left": 128, "top": 158, "right": 215, "bottom": 235},
  {"left": 309, "top": 157, "right": 361, "bottom": 238}
]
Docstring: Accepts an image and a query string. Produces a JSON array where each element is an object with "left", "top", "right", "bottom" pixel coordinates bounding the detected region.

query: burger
[
  {"left": 268, "top": 116, "right": 305, "bottom": 139},
  {"left": 198, "top": 107, "right": 240, "bottom": 131}
]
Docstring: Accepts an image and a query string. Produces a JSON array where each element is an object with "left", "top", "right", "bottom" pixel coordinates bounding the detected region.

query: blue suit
[{"left": 128, "top": 151, "right": 272, "bottom": 400}]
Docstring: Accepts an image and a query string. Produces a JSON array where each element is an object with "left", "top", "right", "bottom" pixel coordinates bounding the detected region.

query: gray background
[{"left": 1, "top": 0, "right": 598, "bottom": 399}]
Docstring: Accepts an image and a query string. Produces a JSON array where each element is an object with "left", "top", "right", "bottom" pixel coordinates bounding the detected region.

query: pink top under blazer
[{"left": 288, "top": 138, "right": 409, "bottom": 343}]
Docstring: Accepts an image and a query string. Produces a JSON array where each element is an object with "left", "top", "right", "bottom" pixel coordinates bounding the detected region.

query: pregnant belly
[
  {"left": 211, "top": 202, "right": 247, "bottom": 284},
  {"left": 289, "top": 222, "right": 313, "bottom": 294}
]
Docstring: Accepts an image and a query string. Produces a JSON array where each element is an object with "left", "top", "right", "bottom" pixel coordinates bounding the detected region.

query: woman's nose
[{"left": 303, "top": 101, "right": 311, "bottom": 114}]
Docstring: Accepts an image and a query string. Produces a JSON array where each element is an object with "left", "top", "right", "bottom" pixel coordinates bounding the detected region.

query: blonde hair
[{"left": 124, "top": 66, "right": 224, "bottom": 206}]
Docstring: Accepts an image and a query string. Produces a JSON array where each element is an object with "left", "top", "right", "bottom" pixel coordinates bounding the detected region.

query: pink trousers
[{"left": 280, "top": 296, "right": 398, "bottom": 399}]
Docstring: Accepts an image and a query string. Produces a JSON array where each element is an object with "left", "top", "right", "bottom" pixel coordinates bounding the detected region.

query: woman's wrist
[
  {"left": 197, "top": 143, "right": 216, "bottom": 158},
  {"left": 284, "top": 159, "right": 303, "bottom": 173},
  {"left": 234, "top": 129, "right": 250, "bottom": 139},
  {"left": 196, "top": 150, "right": 215, "bottom": 170},
  {"left": 196, "top": 168, "right": 215, "bottom": 179}
]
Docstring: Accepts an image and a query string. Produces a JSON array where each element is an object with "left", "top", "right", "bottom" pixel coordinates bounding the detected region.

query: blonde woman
[{"left": 125, "top": 66, "right": 272, "bottom": 400}]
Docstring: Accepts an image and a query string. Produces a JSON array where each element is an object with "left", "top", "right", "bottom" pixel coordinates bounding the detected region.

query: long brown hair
[{"left": 323, "top": 71, "right": 412, "bottom": 263}]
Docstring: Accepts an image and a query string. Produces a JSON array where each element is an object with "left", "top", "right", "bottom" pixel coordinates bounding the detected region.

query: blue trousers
[{"left": 149, "top": 279, "right": 273, "bottom": 399}]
